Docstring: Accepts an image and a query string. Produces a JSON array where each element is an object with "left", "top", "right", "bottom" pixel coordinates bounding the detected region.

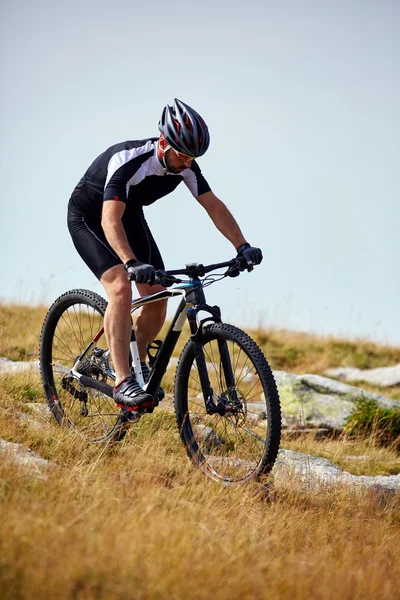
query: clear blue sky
[{"left": 1, "top": 0, "right": 399, "bottom": 345}]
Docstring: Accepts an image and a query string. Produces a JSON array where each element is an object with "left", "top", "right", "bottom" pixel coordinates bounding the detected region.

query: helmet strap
[{"left": 158, "top": 137, "right": 173, "bottom": 172}]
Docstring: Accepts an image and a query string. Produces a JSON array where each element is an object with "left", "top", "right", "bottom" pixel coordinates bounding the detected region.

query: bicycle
[{"left": 39, "top": 256, "right": 281, "bottom": 484}]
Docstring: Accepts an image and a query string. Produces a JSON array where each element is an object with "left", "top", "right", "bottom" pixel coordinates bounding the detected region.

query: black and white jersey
[{"left": 69, "top": 137, "right": 211, "bottom": 218}]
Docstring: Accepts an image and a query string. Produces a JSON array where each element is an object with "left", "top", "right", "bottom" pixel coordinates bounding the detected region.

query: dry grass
[
  {"left": 0, "top": 370, "right": 399, "bottom": 600},
  {"left": 250, "top": 326, "right": 400, "bottom": 375},
  {"left": 1, "top": 305, "right": 400, "bottom": 599},
  {"left": 0, "top": 303, "right": 48, "bottom": 361}
]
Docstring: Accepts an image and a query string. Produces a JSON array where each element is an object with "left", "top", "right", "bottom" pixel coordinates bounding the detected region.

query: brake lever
[
  {"left": 225, "top": 257, "right": 254, "bottom": 278},
  {"left": 153, "top": 273, "right": 182, "bottom": 287},
  {"left": 225, "top": 259, "right": 242, "bottom": 278}
]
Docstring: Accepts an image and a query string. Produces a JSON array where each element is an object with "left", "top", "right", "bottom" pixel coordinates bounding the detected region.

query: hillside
[{"left": 0, "top": 304, "right": 399, "bottom": 599}]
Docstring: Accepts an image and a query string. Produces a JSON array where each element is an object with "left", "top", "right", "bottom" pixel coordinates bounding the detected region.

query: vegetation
[
  {"left": 344, "top": 397, "right": 400, "bottom": 449},
  {"left": 1, "top": 304, "right": 400, "bottom": 599}
]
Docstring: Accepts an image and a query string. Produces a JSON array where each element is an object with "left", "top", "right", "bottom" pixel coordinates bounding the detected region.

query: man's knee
[{"left": 101, "top": 266, "right": 132, "bottom": 305}]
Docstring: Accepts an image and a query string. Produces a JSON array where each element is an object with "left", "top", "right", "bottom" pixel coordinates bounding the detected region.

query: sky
[{"left": 1, "top": 0, "right": 399, "bottom": 345}]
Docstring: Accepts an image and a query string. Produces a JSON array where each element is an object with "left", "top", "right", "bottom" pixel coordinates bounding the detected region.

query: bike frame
[
  {"left": 133, "top": 280, "right": 225, "bottom": 403},
  {"left": 70, "top": 279, "right": 220, "bottom": 404},
  {"left": 71, "top": 260, "right": 242, "bottom": 414}
]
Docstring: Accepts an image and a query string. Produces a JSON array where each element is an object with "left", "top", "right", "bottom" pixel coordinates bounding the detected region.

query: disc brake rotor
[{"left": 219, "top": 387, "right": 247, "bottom": 426}]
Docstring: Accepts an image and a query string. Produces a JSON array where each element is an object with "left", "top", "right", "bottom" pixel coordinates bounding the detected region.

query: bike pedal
[{"left": 120, "top": 408, "right": 142, "bottom": 423}]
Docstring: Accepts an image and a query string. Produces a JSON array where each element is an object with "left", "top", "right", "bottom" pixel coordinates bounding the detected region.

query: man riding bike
[{"left": 67, "top": 98, "right": 263, "bottom": 409}]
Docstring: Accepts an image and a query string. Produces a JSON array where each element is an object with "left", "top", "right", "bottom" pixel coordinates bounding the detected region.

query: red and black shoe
[{"left": 113, "top": 375, "right": 154, "bottom": 410}]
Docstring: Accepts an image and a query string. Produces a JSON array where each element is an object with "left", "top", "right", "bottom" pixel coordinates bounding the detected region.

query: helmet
[{"left": 158, "top": 98, "right": 210, "bottom": 158}]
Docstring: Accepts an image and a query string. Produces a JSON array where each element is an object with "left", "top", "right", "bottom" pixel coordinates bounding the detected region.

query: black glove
[
  {"left": 124, "top": 259, "right": 155, "bottom": 284},
  {"left": 236, "top": 243, "right": 263, "bottom": 269}
]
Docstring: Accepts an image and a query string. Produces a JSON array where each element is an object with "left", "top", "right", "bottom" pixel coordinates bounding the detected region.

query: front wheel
[{"left": 174, "top": 323, "right": 281, "bottom": 484}]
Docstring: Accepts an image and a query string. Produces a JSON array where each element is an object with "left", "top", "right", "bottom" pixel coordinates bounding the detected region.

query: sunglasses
[
  {"left": 173, "top": 148, "right": 195, "bottom": 162},
  {"left": 163, "top": 141, "right": 195, "bottom": 163}
]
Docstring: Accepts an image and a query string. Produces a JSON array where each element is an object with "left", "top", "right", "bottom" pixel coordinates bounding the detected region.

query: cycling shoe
[{"left": 113, "top": 375, "right": 154, "bottom": 409}]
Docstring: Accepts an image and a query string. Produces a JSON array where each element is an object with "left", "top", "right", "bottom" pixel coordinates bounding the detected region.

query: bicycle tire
[
  {"left": 39, "top": 289, "right": 127, "bottom": 442},
  {"left": 174, "top": 322, "right": 281, "bottom": 484}
]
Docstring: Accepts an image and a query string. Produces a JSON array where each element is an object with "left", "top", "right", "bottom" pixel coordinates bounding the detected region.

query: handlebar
[{"left": 128, "top": 256, "right": 253, "bottom": 286}]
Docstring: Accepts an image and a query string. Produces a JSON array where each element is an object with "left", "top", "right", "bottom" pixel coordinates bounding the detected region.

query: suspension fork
[
  {"left": 217, "top": 339, "right": 236, "bottom": 389},
  {"left": 187, "top": 306, "right": 228, "bottom": 415}
]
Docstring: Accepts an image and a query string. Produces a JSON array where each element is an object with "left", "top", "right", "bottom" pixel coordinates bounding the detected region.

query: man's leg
[
  {"left": 125, "top": 211, "right": 168, "bottom": 362},
  {"left": 135, "top": 283, "right": 168, "bottom": 361},
  {"left": 100, "top": 268, "right": 167, "bottom": 381},
  {"left": 100, "top": 265, "right": 132, "bottom": 386},
  {"left": 67, "top": 211, "right": 158, "bottom": 407}
]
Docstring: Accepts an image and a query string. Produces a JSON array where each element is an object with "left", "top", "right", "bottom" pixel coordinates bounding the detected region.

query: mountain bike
[{"left": 39, "top": 257, "right": 281, "bottom": 484}]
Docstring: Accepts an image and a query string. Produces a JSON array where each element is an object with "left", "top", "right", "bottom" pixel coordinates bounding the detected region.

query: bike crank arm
[{"left": 78, "top": 375, "right": 114, "bottom": 399}]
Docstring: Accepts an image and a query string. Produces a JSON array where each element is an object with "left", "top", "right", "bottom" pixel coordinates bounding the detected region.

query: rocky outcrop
[
  {"left": 0, "top": 357, "right": 40, "bottom": 373},
  {"left": 0, "top": 439, "right": 50, "bottom": 477},
  {"left": 274, "top": 449, "right": 400, "bottom": 493},
  {"left": 325, "top": 364, "right": 400, "bottom": 388},
  {"left": 273, "top": 371, "right": 400, "bottom": 430}
]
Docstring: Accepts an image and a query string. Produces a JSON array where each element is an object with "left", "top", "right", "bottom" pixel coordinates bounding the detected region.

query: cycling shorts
[{"left": 67, "top": 207, "right": 164, "bottom": 281}]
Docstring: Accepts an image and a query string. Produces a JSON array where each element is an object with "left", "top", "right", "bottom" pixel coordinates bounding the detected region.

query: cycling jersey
[{"left": 68, "top": 137, "right": 211, "bottom": 219}]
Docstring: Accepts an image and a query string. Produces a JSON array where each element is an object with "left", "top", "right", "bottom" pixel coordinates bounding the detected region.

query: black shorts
[{"left": 67, "top": 207, "right": 164, "bottom": 280}]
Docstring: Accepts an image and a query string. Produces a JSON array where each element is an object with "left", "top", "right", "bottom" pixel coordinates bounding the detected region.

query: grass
[
  {"left": 250, "top": 326, "right": 400, "bottom": 375},
  {"left": 344, "top": 397, "right": 400, "bottom": 447},
  {"left": 0, "top": 304, "right": 48, "bottom": 361},
  {"left": 1, "top": 376, "right": 400, "bottom": 600},
  {"left": 1, "top": 304, "right": 400, "bottom": 599}
]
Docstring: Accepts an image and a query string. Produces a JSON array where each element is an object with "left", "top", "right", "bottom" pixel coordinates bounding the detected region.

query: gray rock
[
  {"left": 0, "top": 358, "right": 40, "bottom": 374},
  {"left": 15, "top": 411, "right": 45, "bottom": 431},
  {"left": 194, "top": 424, "right": 222, "bottom": 452},
  {"left": 273, "top": 370, "right": 400, "bottom": 430},
  {"left": 0, "top": 439, "right": 50, "bottom": 477},
  {"left": 274, "top": 449, "right": 400, "bottom": 493},
  {"left": 26, "top": 402, "right": 52, "bottom": 420},
  {"left": 325, "top": 364, "right": 400, "bottom": 387}
]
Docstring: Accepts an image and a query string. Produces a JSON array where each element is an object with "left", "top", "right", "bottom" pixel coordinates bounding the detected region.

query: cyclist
[{"left": 67, "top": 98, "right": 263, "bottom": 409}]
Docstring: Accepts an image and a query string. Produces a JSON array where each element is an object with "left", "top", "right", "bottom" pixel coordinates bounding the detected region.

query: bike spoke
[{"left": 46, "top": 299, "right": 118, "bottom": 440}]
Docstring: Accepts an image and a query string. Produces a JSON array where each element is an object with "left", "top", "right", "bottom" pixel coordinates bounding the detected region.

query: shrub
[{"left": 344, "top": 397, "right": 400, "bottom": 447}]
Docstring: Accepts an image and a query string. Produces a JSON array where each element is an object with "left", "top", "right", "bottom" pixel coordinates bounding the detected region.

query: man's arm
[
  {"left": 101, "top": 201, "right": 136, "bottom": 263},
  {"left": 196, "top": 191, "right": 247, "bottom": 250}
]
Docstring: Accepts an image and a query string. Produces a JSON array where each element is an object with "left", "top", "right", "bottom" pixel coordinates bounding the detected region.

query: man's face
[{"left": 164, "top": 148, "right": 194, "bottom": 173}]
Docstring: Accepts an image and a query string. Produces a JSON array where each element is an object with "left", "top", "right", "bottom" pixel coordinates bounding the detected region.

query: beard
[{"left": 164, "top": 151, "right": 186, "bottom": 173}]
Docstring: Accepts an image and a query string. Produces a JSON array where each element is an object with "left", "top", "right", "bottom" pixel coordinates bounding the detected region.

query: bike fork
[{"left": 187, "top": 308, "right": 233, "bottom": 416}]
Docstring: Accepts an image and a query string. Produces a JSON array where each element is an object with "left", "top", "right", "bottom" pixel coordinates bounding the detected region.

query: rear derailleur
[{"left": 62, "top": 348, "right": 111, "bottom": 417}]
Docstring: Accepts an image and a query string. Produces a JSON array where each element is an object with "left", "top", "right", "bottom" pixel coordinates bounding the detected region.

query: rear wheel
[
  {"left": 174, "top": 323, "right": 281, "bottom": 484},
  {"left": 39, "top": 289, "right": 126, "bottom": 442}
]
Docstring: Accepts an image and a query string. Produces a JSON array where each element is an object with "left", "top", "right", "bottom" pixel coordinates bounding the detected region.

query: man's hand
[
  {"left": 236, "top": 243, "right": 263, "bottom": 269},
  {"left": 124, "top": 259, "right": 156, "bottom": 284}
]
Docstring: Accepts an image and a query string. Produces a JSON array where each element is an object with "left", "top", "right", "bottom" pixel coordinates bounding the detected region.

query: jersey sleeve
[
  {"left": 103, "top": 147, "right": 153, "bottom": 202},
  {"left": 183, "top": 161, "right": 211, "bottom": 197}
]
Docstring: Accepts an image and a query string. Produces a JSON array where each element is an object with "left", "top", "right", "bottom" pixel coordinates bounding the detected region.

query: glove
[
  {"left": 236, "top": 243, "right": 263, "bottom": 269},
  {"left": 124, "top": 259, "right": 155, "bottom": 284}
]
